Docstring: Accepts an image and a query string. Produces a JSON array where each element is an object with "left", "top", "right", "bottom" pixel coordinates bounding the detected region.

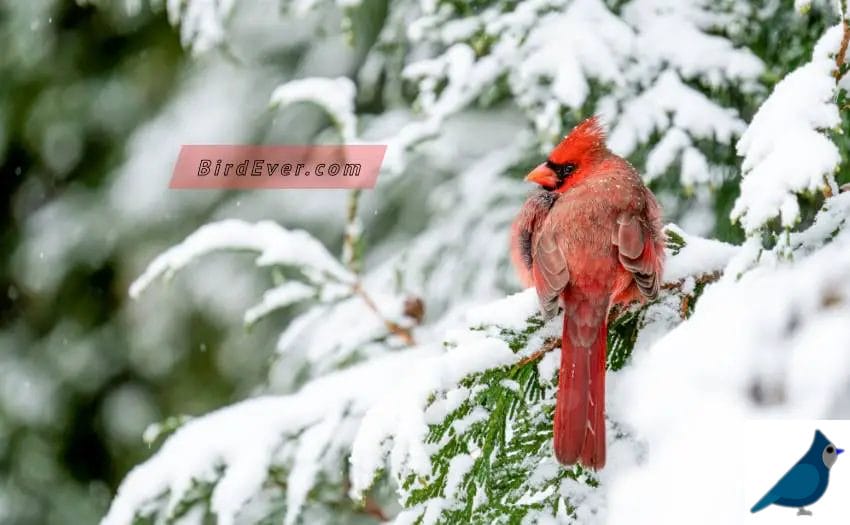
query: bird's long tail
[
  {"left": 750, "top": 490, "right": 779, "bottom": 513},
  {"left": 553, "top": 296, "right": 607, "bottom": 470}
]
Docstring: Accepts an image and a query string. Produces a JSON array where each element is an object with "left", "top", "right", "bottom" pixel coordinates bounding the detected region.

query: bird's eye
[
  {"left": 546, "top": 160, "right": 577, "bottom": 180},
  {"left": 828, "top": 446, "right": 835, "bottom": 453}
]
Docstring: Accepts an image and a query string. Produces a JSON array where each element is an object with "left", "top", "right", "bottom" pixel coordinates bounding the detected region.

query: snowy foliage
[
  {"left": 609, "top": 195, "right": 850, "bottom": 525},
  {"left": 129, "top": 219, "right": 355, "bottom": 299},
  {"left": 385, "top": 0, "right": 763, "bottom": 188},
  {"left": 732, "top": 24, "right": 844, "bottom": 233},
  {"left": 105, "top": 222, "right": 738, "bottom": 524},
  {"left": 164, "top": 0, "right": 236, "bottom": 54},
  {"left": 91, "top": 0, "right": 850, "bottom": 524},
  {"left": 102, "top": 349, "right": 437, "bottom": 525},
  {"left": 270, "top": 77, "right": 359, "bottom": 143}
]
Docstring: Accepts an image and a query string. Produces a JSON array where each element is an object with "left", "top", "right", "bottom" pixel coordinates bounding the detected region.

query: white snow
[
  {"left": 795, "top": 0, "right": 814, "bottom": 13},
  {"left": 625, "top": 0, "right": 763, "bottom": 87},
  {"left": 95, "top": 2, "right": 850, "bottom": 525},
  {"left": 345, "top": 290, "right": 543, "bottom": 498},
  {"left": 609, "top": 71, "right": 746, "bottom": 159},
  {"left": 662, "top": 224, "right": 739, "bottom": 283},
  {"left": 270, "top": 77, "right": 358, "bottom": 142},
  {"left": 517, "top": 0, "right": 634, "bottom": 109},
  {"left": 101, "top": 347, "right": 439, "bottom": 525},
  {"left": 732, "top": 25, "right": 843, "bottom": 233},
  {"left": 243, "top": 281, "right": 316, "bottom": 325},
  {"left": 443, "top": 454, "right": 475, "bottom": 500},
  {"left": 166, "top": 0, "right": 235, "bottom": 54},
  {"left": 129, "top": 219, "right": 354, "bottom": 299},
  {"left": 608, "top": 226, "right": 850, "bottom": 525}
]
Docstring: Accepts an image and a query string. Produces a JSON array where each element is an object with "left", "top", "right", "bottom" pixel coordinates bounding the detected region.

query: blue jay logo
[{"left": 751, "top": 429, "right": 843, "bottom": 516}]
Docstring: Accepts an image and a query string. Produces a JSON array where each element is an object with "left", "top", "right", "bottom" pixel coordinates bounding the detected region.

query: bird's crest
[
  {"left": 813, "top": 430, "right": 829, "bottom": 449},
  {"left": 549, "top": 116, "right": 608, "bottom": 164}
]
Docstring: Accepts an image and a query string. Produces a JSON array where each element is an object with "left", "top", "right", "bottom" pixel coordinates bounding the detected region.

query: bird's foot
[{"left": 797, "top": 508, "right": 812, "bottom": 516}]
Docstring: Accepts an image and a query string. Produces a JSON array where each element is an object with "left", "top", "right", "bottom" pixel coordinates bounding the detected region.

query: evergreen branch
[{"left": 514, "top": 268, "right": 723, "bottom": 372}]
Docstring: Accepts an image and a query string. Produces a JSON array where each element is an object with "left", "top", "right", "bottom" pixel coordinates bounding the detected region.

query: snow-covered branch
[
  {"left": 104, "top": 222, "right": 745, "bottom": 524},
  {"left": 732, "top": 24, "right": 845, "bottom": 234}
]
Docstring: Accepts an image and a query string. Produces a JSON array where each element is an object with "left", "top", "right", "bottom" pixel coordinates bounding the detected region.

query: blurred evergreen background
[
  {"left": 0, "top": 3, "right": 197, "bottom": 522},
  {"left": 0, "top": 2, "right": 356, "bottom": 522}
]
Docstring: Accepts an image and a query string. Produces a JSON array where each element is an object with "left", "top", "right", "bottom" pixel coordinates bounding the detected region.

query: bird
[
  {"left": 751, "top": 429, "right": 843, "bottom": 515},
  {"left": 510, "top": 116, "right": 665, "bottom": 470}
]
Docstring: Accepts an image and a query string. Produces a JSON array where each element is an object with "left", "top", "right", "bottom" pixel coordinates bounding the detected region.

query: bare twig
[
  {"left": 664, "top": 272, "right": 723, "bottom": 319},
  {"left": 340, "top": 187, "right": 418, "bottom": 346},
  {"left": 834, "top": 19, "right": 850, "bottom": 82},
  {"left": 660, "top": 271, "right": 722, "bottom": 291},
  {"left": 361, "top": 496, "right": 388, "bottom": 522},
  {"left": 342, "top": 189, "right": 363, "bottom": 274},
  {"left": 353, "top": 281, "right": 416, "bottom": 345},
  {"left": 515, "top": 337, "right": 560, "bottom": 367},
  {"left": 679, "top": 294, "right": 691, "bottom": 319},
  {"left": 342, "top": 477, "right": 389, "bottom": 522}
]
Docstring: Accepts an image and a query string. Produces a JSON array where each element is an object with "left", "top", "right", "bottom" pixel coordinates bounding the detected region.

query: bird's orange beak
[{"left": 525, "top": 162, "right": 557, "bottom": 188}]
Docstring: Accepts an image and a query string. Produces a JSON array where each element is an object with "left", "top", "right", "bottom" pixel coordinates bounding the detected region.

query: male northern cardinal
[{"left": 511, "top": 117, "right": 664, "bottom": 470}]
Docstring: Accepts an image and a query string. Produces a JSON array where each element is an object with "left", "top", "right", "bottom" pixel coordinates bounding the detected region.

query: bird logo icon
[{"left": 750, "top": 430, "right": 843, "bottom": 516}]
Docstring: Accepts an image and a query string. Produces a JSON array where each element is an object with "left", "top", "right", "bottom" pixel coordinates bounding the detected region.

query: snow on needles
[
  {"left": 270, "top": 77, "right": 358, "bottom": 142},
  {"left": 732, "top": 24, "right": 843, "bottom": 233},
  {"left": 243, "top": 281, "right": 316, "bottom": 326},
  {"left": 518, "top": 0, "right": 634, "bottom": 109},
  {"left": 398, "top": 0, "right": 761, "bottom": 188},
  {"left": 105, "top": 216, "right": 797, "bottom": 524},
  {"left": 100, "top": 347, "right": 439, "bottom": 525},
  {"left": 100, "top": 289, "right": 541, "bottom": 525},
  {"left": 348, "top": 289, "right": 540, "bottom": 498},
  {"left": 661, "top": 224, "right": 739, "bottom": 283},
  {"left": 165, "top": 0, "right": 235, "bottom": 54},
  {"left": 128, "top": 219, "right": 353, "bottom": 299}
]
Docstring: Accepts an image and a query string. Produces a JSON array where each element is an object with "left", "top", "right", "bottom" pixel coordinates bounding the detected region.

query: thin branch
[
  {"left": 514, "top": 337, "right": 560, "bottom": 368},
  {"left": 361, "top": 496, "right": 388, "bottom": 522},
  {"left": 835, "top": 19, "right": 850, "bottom": 82},
  {"left": 342, "top": 189, "right": 364, "bottom": 274},
  {"left": 512, "top": 272, "right": 724, "bottom": 368},
  {"left": 317, "top": 254, "right": 417, "bottom": 345},
  {"left": 660, "top": 271, "right": 722, "bottom": 291},
  {"left": 342, "top": 476, "right": 389, "bottom": 522},
  {"left": 352, "top": 281, "right": 416, "bottom": 346},
  {"left": 339, "top": 188, "right": 418, "bottom": 345}
]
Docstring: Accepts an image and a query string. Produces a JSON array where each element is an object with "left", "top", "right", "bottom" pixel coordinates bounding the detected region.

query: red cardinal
[{"left": 511, "top": 117, "right": 664, "bottom": 470}]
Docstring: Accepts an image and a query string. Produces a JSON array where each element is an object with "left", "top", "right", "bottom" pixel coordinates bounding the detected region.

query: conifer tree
[{"left": 95, "top": 1, "right": 850, "bottom": 524}]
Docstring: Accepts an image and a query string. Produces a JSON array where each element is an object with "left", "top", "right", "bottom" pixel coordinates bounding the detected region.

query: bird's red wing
[
  {"left": 614, "top": 213, "right": 660, "bottom": 299},
  {"left": 532, "top": 229, "right": 570, "bottom": 318},
  {"left": 511, "top": 191, "right": 558, "bottom": 287}
]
